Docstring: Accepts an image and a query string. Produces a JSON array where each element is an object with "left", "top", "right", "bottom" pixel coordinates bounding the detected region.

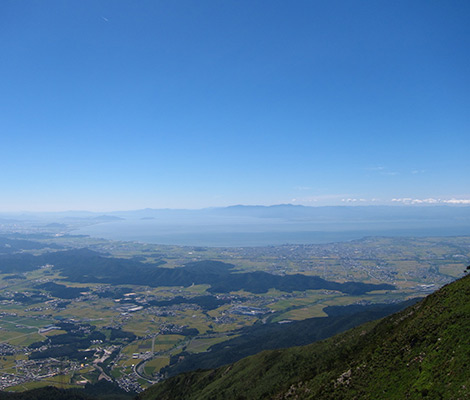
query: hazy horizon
[
  {"left": 2, "top": 204, "right": 469, "bottom": 247},
  {"left": 1, "top": 202, "right": 470, "bottom": 215}
]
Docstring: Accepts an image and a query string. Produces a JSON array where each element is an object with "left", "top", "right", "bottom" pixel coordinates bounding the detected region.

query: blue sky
[{"left": 1, "top": 0, "right": 469, "bottom": 211}]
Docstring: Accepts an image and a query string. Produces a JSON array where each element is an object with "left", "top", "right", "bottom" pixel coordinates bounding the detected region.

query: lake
[{"left": 72, "top": 218, "right": 470, "bottom": 247}]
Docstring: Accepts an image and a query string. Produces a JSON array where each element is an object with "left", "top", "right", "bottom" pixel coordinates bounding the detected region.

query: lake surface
[{"left": 72, "top": 218, "right": 470, "bottom": 247}]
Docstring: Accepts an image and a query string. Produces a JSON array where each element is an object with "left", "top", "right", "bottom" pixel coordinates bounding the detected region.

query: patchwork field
[{"left": 0, "top": 234, "right": 468, "bottom": 392}]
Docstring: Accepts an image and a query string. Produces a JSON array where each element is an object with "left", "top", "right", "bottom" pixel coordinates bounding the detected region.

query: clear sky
[{"left": 1, "top": 0, "right": 469, "bottom": 211}]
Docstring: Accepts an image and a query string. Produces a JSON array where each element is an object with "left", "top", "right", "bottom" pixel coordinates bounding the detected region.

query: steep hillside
[
  {"left": 161, "top": 300, "right": 418, "bottom": 377},
  {"left": 139, "top": 275, "right": 470, "bottom": 400},
  {"left": 0, "top": 383, "right": 132, "bottom": 400}
]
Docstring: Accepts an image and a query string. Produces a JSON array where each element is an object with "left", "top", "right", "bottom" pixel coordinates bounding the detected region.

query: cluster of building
[
  {"left": 229, "top": 305, "right": 270, "bottom": 316},
  {"left": 0, "top": 373, "right": 28, "bottom": 390},
  {"left": 0, "top": 358, "right": 83, "bottom": 390},
  {"left": 0, "top": 343, "right": 16, "bottom": 356},
  {"left": 116, "top": 371, "right": 144, "bottom": 393}
]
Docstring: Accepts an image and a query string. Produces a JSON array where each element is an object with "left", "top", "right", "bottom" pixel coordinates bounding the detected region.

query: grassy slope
[
  {"left": 139, "top": 274, "right": 470, "bottom": 400},
  {"left": 0, "top": 383, "right": 133, "bottom": 400}
]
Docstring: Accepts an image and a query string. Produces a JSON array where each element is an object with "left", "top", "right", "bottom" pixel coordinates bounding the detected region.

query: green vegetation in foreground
[
  {"left": 139, "top": 274, "right": 470, "bottom": 400},
  {"left": 0, "top": 381, "right": 133, "bottom": 400}
]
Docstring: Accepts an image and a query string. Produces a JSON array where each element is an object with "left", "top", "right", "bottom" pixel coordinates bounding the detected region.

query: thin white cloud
[
  {"left": 445, "top": 199, "right": 470, "bottom": 204},
  {"left": 392, "top": 198, "right": 438, "bottom": 204},
  {"left": 391, "top": 198, "right": 470, "bottom": 205},
  {"left": 366, "top": 166, "right": 398, "bottom": 176},
  {"left": 341, "top": 198, "right": 367, "bottom": 203},
  {"left": 292, "top": 194, "right": 352, "bottom": 204},
  {"left": 293, "top": 196, "right": 470, "bottom": 206}
]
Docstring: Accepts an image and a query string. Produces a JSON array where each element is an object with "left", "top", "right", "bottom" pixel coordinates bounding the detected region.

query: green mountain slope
[
  {"left": 139, "top": 274, "right": 470, "bottom": 400},
  {"left": 0, "top": 384, "right": 132, "bottom": 400},
  {"left": 161, "top": 300, "right": 418, "bottom": 378}
]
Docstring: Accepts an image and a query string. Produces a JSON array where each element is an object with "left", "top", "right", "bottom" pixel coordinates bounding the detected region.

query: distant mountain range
[
  {"left": 112, "top": 204, "right": 470, "bottom": 223},
  {"left": 0, "top": 204, "right": 470, "bottom": 222},
  {"left": 2, "top": 204, "right": 470, "bottom": 222}
]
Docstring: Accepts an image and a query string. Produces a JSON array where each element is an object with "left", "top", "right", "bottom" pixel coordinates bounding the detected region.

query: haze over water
[{"left": 74, "top": 211, "right": 470, "bottom": 247}]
